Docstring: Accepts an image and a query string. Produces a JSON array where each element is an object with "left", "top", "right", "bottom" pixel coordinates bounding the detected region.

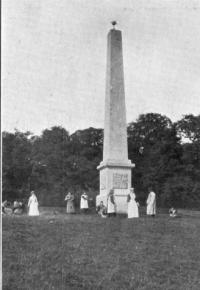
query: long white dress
[
  {"left": 107, "top": 195, "right": 116, "bottom": 214},
  {"left": 146, "top": 191, "right": 156, "bottom": 215},
  {"left": 127, "top": 192, "right": 139, "bottom": 218},
  {"left": 28, "top": 194, "right": 39, "bottom": 216},
  {"left": 80, "top": 193, "right": 88, "bottom": 209}
]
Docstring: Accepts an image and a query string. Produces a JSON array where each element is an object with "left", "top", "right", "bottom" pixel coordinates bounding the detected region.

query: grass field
[{"left": 2, "top": 208, "right": 200, "bottom": 290}]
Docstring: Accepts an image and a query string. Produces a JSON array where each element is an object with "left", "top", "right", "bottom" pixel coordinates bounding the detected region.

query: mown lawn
[{"left": 2, "top": 208, "right": 200, "bottom": 290}]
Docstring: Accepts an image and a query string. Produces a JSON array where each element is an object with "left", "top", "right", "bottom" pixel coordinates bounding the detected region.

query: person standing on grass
[
  {"left": 107, "top": 189, "right": 116, "bottom": 217},
  {"left": 127, "top": 188, "right": 139, "bottom": 218},
  {"left": 80, "top": 192, "right": 89, "bottom": 213},
  {"left": 28, "top": 191, "right": 39, "bottom": 216},
  {"left": 146, "top": 187, "right": 156, "bottom": 217},
  {"left": 65, "top": 192, "right": 75, "bottom": 214}
]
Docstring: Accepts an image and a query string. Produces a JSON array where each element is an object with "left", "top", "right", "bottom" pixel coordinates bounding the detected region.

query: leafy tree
[
  {"left": 161, "top": 176, "right": 200, "bottom": 208},
  {"left": 31, "top": 126, "right": 71, "bottom": 205},
  {"left": 2, "top": 114, "right": 200, "bottom": 208},
  {"left": 175, "top": 114, "right": 200, "bottom": 174},
  {"left": 175, "top": 114, "right": 200, "bottom": 143},
  {"left": 128, "top": 113, "right": 183, "bottom": 205},
  {"left": 68, "top": 127, "right": 103, "bottom": 204},
  {"left": 2, "top": 130, "right": 32, "bottom": 201}
]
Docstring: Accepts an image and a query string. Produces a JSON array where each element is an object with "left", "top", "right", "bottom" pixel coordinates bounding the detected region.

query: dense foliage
[{"left": 2, "top": 114, "right": 200, "bottom": 208}]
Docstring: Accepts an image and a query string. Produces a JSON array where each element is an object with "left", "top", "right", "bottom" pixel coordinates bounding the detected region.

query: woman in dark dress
[{"left": 65, "top": 192, "right": 75, "bottom": 213}]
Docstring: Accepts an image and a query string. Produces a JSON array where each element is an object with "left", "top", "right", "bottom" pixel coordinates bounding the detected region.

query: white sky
[{"left": 2, "top": 0, "right": 200, "bottom": 135}]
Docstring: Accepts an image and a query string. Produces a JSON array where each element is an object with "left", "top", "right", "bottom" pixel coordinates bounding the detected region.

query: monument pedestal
[{"left": 97, "top": 160, "right": 134, "bottom": 213}]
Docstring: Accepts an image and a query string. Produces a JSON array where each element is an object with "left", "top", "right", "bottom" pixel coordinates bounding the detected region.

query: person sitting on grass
[
  {"left": 107, "top": 189, "right": 116, "bottom": 217},
  {"left": 169, "top": 207, "right": 178, "bottom": 218},
  {"left": 13, "top": 201, "right": 24, "bottom": 215},
  {"left": 2, "top": 200, "right": 8, "bottom": 214},
  {"left": 96, "top": 201, "right": 107, "bottom": 218},
  {"left": 13, "top": 200, "right": 20, "bottom": 213},
  {"left": 2, "top": 201, "right": 13, "bottom": 215},
  {"left": 80, "top": 192, "right": 89, "bottom": 213},
  {"left": 20, "top": 200, "right": 26, "bottom": 213}
]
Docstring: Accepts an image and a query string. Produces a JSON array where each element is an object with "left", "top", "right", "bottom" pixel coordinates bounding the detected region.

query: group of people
[
  {"left": 64, "top": 192, "right": 91, "bottom": 214},
  {"left": 96, "top": 187, "right": 156, "bottom": 219},
  {"left": 3, "top": 188, "right": 178, "bottom": 218},
  {"left": 2, "top": 191, "right": 92, "bottom": 217},
  {"left": 64, "top": 187, "right": 157, "bottom": 219},
  {"left": 2, "top": 200, "right": 26, "bottom": 215},
  {"left": 2, "top": 191, "right": 40, "bottom": 216}
]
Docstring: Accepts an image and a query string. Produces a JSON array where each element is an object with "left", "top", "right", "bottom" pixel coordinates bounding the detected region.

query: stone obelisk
[{"left": 97, "top": 22, "right": 134, "bottom": 213}]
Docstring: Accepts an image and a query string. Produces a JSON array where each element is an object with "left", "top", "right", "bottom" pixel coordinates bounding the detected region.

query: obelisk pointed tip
[{"left": 111, "top": 21, "right": 117, "bottom": 29}]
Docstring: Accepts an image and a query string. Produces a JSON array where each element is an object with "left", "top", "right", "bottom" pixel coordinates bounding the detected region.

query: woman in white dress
[
  {"left": 146, "top": 188, "right": 156, "bottom": 217},
  {"left": 28, "top": 191, "right": 39, "bottom": 216},
  {"left": 107, "top": 189, "right": 116, "bottom": 217},
  {"left": 127, "top": 188, "right": 139, "bottom": 218},
  {"left": 80, "top": 192, "right": 89, "bottom": 213}
]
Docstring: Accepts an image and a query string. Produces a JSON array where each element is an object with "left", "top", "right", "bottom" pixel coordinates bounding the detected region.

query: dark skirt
[{"left": 66, "top": 200, "right": 75, "bottom": 213}]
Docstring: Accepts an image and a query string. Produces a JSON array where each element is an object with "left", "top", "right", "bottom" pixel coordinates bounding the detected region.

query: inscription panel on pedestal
[{"left": 113, "top": 173, "right": 128, "bottom": 189}]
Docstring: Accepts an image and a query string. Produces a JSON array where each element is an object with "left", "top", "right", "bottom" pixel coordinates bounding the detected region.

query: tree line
[{"left": 2, "top": 113, "right": 200, "bottom": 208}]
